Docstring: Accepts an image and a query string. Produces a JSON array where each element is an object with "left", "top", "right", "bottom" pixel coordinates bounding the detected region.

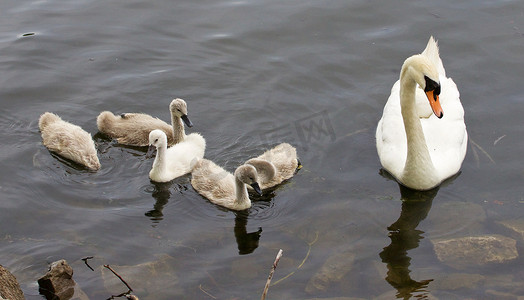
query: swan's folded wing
[
  {"left": 98, "top": 112, "right": 174, "bottom": 146},
  {"left": 422, "top": 76, "right": 467, "bottom": 180},
  {"left": 165, "top": 134, "right": 206, "bottom": 174},
  {"left": 439, "top": 77, "right": 463, "bottom": 120}
]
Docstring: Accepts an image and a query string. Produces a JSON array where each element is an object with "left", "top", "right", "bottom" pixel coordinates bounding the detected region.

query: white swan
[
  {"left": 39, "top": 112, "right": 101, "bottom": 170},
  {"left": 96, "top": 98, "right": 193, "bottom": 147},
  {"left": 376, "top": 37, "right": 467, "bottom": 190},
  {"left": 191, "top": 159, "right": 262, "bottom": 211},
  {"left": 245, "top": 143, "right": 300, "bottom": 190},
  {"left": 147, "top": 129, "right": 205, "bottom": 182}
]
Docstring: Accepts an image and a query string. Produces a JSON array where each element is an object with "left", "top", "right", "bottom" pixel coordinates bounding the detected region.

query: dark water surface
[{"left": 1, "top": 0, "right": 523, "bottom": 299}]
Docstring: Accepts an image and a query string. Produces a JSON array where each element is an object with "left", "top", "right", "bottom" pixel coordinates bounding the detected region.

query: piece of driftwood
[
  {"left": 104, "top": 265, "right": 139, "bottom": 300},
  {"left": 261, "top": 249, "right": 283, "bottom": 300}
]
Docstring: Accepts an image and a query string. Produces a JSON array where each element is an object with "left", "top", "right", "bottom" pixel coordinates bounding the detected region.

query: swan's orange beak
[{"left": 425, "top": 90, "right": 443, "bottom": 119}]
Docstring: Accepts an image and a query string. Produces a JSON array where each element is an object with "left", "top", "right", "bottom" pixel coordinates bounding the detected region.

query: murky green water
[{"left": 1, "top": 0, "right": 523, "bottom": 299}]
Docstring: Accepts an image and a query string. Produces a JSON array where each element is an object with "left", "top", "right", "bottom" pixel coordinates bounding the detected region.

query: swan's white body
[
  {"left": 97, "top": 98, "right": 193, "bottom": 147},
  {"left": 376, "top": 37, "right": 467, "bottom": 190},
  {"left": 39, "top": 112, "right": 101, "bottom": 170},
  {"left": 148, "top": 129, "right": 205, "bottom": 182},
  {"left": 191, "top": 159, "right": 262, "bottom": 211},
  {"left": 245, "top": 143, "right": 299, "bottom": 190}
]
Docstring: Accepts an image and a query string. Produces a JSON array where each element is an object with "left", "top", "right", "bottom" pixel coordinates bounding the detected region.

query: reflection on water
[
  {"left": 380, "top": 185, "right": 438, "bottom": 299},
  {"left": 145, "top": 181, "right": 174, "bottom": 223},
  {"left": 234, "top": 211, "right": 262, "bottom": 255},
  {"left": 145, "top": 181, "right": 189, "bottom": 224},
  {"left": 146, "top": 180, "right": 265, "bottom": 254}
]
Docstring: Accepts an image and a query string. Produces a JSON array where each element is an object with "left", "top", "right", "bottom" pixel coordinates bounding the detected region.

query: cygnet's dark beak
[
  {"left": 250, "top": 182, "right": 262, "bottom": 196},
  {"left": 146, "top": 145, "right": 156, "bottom": 158},
  {"left": 181, "top": 115, "right": 193, "bottom": 128}
]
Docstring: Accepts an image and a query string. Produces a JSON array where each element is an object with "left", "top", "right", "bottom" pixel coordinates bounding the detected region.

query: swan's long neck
[
  {"left": 152, "top": 144, "right": 168, "bottom": 175},
  {"left": 171, "top": 115, "right": 186, "bottom": 144},
  {"left": 234, "top": 178, "right": 251, "bottom": 207},
  {"left": 399, "top": 71, "right": 438, "bottom": 187}
]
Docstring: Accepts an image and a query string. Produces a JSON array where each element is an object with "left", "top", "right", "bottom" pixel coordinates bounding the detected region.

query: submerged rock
[
  {"left": 38, "top": 259, "right": 75, "bottom": 300},
  {"left": 305, "top": 250, "right": 355, "bottom": 294},
  {"left": 101, "top": 254, "right": 182, "bottom": 298},
  {"left": 432, "top": 235, "right": 518, "bottom": 270},
  {"left": 0, "top": 264, "right": 25, "bottom": 300}
]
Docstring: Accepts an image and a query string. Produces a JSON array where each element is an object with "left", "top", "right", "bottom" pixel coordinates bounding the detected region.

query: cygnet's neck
[
  {"left": 234, "top": 177, "right": 251, "bottom": 208},
  {"left": 152, "top": 143, "right": 168, "bottom": 175},
  {"left": 246, "top": 159, "right": 276, "bottom": 184},
  {"left": 399, "top": 70, "right": 438, "bottom": 188},
  {"left": 171, "top": 115, "right": 186, "bottom": 144}
]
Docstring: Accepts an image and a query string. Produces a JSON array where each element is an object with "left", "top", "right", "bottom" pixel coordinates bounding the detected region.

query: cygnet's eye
[{"left": 155, "top": 139, "right": 158, "bottom": 143}]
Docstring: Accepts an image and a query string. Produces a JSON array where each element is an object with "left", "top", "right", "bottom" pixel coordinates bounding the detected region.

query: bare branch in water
[
  {"left": 199, "top": 284, "right": 217, "bottom": 299},
  {"left": 493, "top": 134, "right": 506, "bottom": 146},
  {"left": 82, "top": 256, "right": 94, "bottom": 271},
  {"left": 272, "top": 231, "right": 318, "bottom": 286},
  {"left": 470, "top": 138, "right": 495, "bottom": 165},
  {"left": 261, "top": 249, "right": 283, "bottom": 300},
  {"left": 104, "top": 264, "right": 138, "bottom": 300}
]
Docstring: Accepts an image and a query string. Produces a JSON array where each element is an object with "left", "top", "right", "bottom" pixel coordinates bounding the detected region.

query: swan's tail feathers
[{"left": 422, "top": 36, "right": 446, "bottom": 77}]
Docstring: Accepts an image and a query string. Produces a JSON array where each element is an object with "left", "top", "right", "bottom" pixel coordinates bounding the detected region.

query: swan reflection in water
[
  {"left": 231, "top": 188, "right": 277, "bottom": 255},
  {"left": 379, "top": 184, "right": 438, "bottom": 299},
  {"left": 145, "top": 181, "right": 187, "bottom": 224},
  {"left": 145, "top": 181, "right": 268, "bottom": 255},
  {"left": 234, "top": 210, "right": 262, "bottom": 255},
  {"left": 232, "top": 187, "right": 279, "bottom": 255}
]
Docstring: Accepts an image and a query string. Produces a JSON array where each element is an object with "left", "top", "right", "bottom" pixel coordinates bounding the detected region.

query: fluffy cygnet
[
  {"left": 96, "top": 98, "right": 193, "bottom": 147},
  {"left": 39, "top": 112, "right": 100, "bottom": 170},
  {"left": 147, "top": 129, "right": 205, "bottom": 182},
  {"left": 191, "top": 159, "right": 262, "bottom": 211}
]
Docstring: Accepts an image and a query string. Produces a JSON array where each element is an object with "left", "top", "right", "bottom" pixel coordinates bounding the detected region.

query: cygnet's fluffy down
[
  {"left": 97, "top": 111, "right": 174, "bottom": 147},
  {"left": 96, "top": 98, "right": 194, "bottom": 147},
  {"left": 147, "top": 129, "right": 205, "bottom": 182},
  {"left": 191, "top": 159, "right": 262, "bottom": 211},
  {"left": 39, "top": 112, "right": 100, "bottom": 170},
  {"left": 245, "top": 143, "right": 300, "bottom": 190}
]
